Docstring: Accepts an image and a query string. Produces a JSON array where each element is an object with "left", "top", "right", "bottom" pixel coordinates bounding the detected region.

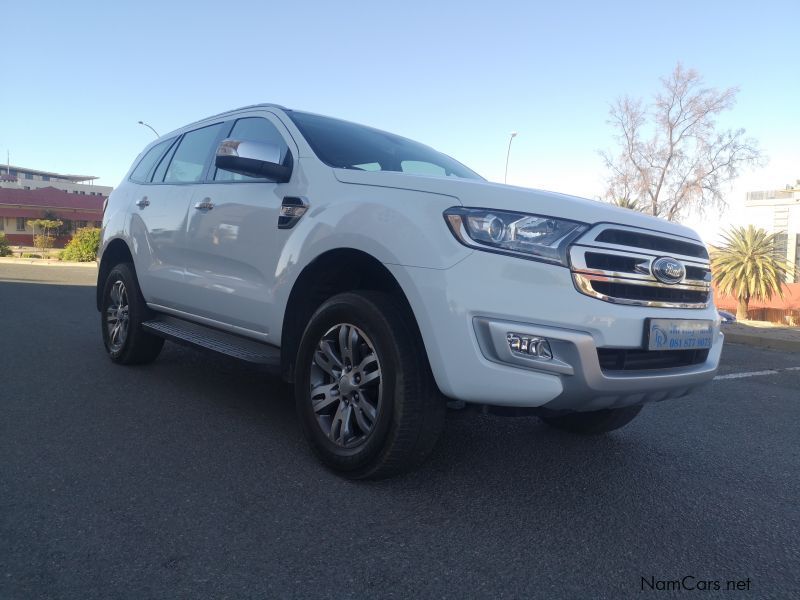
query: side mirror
[{"left": 215, "top": 139, "right": 291, "bottom": 182}]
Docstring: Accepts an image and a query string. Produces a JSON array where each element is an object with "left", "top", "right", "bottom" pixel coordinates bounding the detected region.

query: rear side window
[
  {"left": 164, "top": 123, "right": 225, "bottom": 183},
  {"left": 129, "top": 138, "right": 173, "bottom": 182},
  {"left": 214, "top": 117, "right": 291, "bottom": 182}
]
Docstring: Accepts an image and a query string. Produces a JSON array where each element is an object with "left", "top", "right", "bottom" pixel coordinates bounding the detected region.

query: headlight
[{"left": 444, "top": 207, "right": 589, "bottom": 266}]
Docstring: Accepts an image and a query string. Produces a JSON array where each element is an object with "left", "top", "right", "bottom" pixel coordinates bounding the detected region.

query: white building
[
  {"left": 744, "top": 181, "right": 800, "bottom": 283},
  {"left": 0, "top": 165, "right": 112, "bottom": 197}
]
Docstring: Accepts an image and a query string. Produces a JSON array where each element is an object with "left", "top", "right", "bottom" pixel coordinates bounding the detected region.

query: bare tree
[{"left": 601, "top": 64, "right": 763, "bottom": 221}]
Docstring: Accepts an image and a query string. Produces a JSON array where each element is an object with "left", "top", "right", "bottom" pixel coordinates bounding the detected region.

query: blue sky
[{"left": 2, "top": 0, "right": 798, "bottom": 240}]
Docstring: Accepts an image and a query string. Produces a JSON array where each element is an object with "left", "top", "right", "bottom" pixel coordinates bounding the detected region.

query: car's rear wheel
[
  {"left": 540, "top": 405, "right": 642, "bottom": 434},
  {"left": 294, "top": 291, "right": 444, "bottom": 479},
  {"left": 100, "top": 263, "right": 164, "bottom": 365}
]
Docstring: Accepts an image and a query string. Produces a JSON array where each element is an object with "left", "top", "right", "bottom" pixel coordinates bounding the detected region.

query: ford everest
[{"left": 97, "top": 104, "right": 722, "bottom": 478}]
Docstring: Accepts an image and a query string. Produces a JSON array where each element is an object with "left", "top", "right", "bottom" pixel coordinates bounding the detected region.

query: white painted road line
[
  {"left": 715, "top": 370, "right": 778, "bottom": 380},
  {"left": 714, "top": 366, "right": 800, "bottom": 381}
]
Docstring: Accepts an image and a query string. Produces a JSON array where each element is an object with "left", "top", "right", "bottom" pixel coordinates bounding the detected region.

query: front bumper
[
  {"left": 387, "top": 250, "right": 722, "bottom": 411},
  {"left": 473, "top": 317, "right": 722, "bottom": 412}
]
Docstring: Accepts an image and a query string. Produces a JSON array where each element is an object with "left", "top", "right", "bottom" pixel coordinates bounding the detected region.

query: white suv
[{"left": 98, "top": 104, "right": 722, "bottom": 478}]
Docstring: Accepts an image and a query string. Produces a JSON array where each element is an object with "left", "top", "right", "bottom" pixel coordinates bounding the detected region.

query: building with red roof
[{"left": 0, "top": 186, "right": 106, "bottom": 247}]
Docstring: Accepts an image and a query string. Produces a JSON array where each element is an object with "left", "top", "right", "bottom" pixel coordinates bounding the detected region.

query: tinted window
[
  {"left": 164, "top": 123, "right": 225, "bottom": 183},
  {"left": 287, "top": 111, "right": 482, "bottom": 180},
  {"left": 130, "top": 138, "right": 173, "bottom": 182},
  {"left": 214, "top": 117, "right": 291, "bottom": 182}
]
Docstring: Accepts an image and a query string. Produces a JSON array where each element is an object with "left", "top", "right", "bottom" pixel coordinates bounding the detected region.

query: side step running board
[{"left": 142, "top": 315, "right": 281, "bottom": 366}]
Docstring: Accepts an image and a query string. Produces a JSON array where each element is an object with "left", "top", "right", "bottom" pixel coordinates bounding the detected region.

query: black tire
[
  {"left": 540, "top": 405, "right": 643, "bottom": 434},
  {"left": 100, "top": 262, "right": 164, "bottom": 365},
  {"left": 294, "top": 291, "right": 445, "bottom": 479}
]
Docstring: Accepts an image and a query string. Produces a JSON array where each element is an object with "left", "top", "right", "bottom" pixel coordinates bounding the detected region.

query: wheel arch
[
  {"left": 279, "top": 248, "right": 430, "bottom": 383},
  {"left": 96, "top": 238, "right": 134, "bottom": 311}
]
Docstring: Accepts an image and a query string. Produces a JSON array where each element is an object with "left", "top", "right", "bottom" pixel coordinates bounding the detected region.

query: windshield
[{"left": 287, "top": 111, "right": 483, "bottom": 180}]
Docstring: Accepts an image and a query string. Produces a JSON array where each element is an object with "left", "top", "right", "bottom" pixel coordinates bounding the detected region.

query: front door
[{"left": 182, "top": 114, "right": 299, "bottom": 338}]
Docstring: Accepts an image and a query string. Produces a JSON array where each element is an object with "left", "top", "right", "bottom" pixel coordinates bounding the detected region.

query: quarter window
[
  {"left": 214, "top": 117, "right": 291, "bottom": 182},
  {"left": 164, "top": 123, "right": 225, "bottom": 183},
  {"left": 130, "top": 138, "right": 174, "bottom": 183},
  {"left": 151, "top": 139, "right": 179, "bottom": 183}
]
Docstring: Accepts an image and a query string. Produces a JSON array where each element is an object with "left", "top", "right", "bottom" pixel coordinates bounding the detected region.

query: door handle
[
  {"left": 194, "top": 198, "right": 214, "bottom": 211},
  {"left": 135, "top": 197, "right": 150, "bottom": 208}
]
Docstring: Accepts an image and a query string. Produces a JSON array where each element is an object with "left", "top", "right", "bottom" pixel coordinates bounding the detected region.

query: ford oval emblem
[{"left": 651, "top": 257, "right": 685, "bottom": 284}]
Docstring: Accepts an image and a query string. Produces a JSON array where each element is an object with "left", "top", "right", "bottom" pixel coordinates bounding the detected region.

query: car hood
[{"left": 333, "top": 169, "right": 703, "bottom": 242}]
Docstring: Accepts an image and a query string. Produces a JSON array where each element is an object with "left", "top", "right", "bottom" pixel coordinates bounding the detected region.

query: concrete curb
[
  {"left": 0, "top": 257, "right": 97, "bottom": 269},
  {"left": 724, "top": 331, "right": 800, "bottom": 353}
]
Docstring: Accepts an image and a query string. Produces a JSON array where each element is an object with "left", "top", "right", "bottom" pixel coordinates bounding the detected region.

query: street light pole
[
  {"left": 504, "top": 131, "right": 518, "bottom": 184},
  {"left": 137, "top": 121, "right": 160, "bottom": 138}
]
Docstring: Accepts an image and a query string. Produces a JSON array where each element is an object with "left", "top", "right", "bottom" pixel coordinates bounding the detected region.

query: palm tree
[
  {"left": 611, "top": 197, "right": 641, "bottom": 211},
  {"left": 712, "top": 225, "right": 793, "bottom": 320}
]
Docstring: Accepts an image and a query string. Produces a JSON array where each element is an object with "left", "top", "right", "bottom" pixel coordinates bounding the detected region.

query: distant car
[{"left": 718, "top": 310, "right": 737, "bottom": 324}]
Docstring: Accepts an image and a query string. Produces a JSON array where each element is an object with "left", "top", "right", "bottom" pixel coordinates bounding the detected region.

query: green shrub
[
  {"left": 61, "top": 227, "right": 101, "bottom": 262},
  {"left": 0, "top": 233, "right": 11, "bottom": 257},
  {"left": 21, "top": 253, "right": 43, "bottom": 259}
]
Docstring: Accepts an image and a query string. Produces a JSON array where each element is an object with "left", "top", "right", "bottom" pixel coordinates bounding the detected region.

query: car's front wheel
[
  {"left": 539, "top": 405, "right": 642, "bottom": 434},
  {"left": 100, "top": 263, "right": 164, "bottom": 365},
  {"left": 294, "top": 291, "right": 445, "bottom": 479}
]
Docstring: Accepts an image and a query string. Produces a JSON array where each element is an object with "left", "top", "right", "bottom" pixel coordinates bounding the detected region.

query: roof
[
  {"left": 0, "top": 186, "right": 105, "bottom": 211},
  {"left": 156, "top": 103, "right": 291, "bottom": 143},
  {"left": 2, "top": 164, "right": 98, "bottom": 183},
  {"left": 202, "top": 103, "right": 289, "bottom": 122}
]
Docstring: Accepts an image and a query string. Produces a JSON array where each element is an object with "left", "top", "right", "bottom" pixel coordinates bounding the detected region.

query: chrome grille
[
  {"left": 569, "top": 224, "right": 711, "bottom": 308},
  {"left": 594, "top": 229, "right": 709, "bottom": 259}
]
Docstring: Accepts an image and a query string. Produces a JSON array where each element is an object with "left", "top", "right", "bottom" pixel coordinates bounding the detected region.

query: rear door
[
  {"left": 182, "top": 113, "right": 299, "bottom": 336},
  {"left": 128, "top": 136, "right": 183, "bottom": 305},
  {"left": 130, "top": 122, "right": 226, "bottom": 308}
]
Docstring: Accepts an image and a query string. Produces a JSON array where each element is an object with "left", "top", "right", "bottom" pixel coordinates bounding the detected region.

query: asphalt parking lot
[{"left": 1, "top": 263, "right": 798, "bottom": 599}]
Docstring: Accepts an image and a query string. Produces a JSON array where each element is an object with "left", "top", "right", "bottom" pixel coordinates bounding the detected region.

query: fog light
[{"left": 506, "top": 333, "right": 553, "bottom": 359}]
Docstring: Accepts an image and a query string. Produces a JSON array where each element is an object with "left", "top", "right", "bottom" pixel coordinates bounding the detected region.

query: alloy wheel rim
[
  {"left": 309, "top": 323, "right": 383, "bottom": 448},
  {"left": 106, "top": 280, "right": 130, "bottom": 352}
]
